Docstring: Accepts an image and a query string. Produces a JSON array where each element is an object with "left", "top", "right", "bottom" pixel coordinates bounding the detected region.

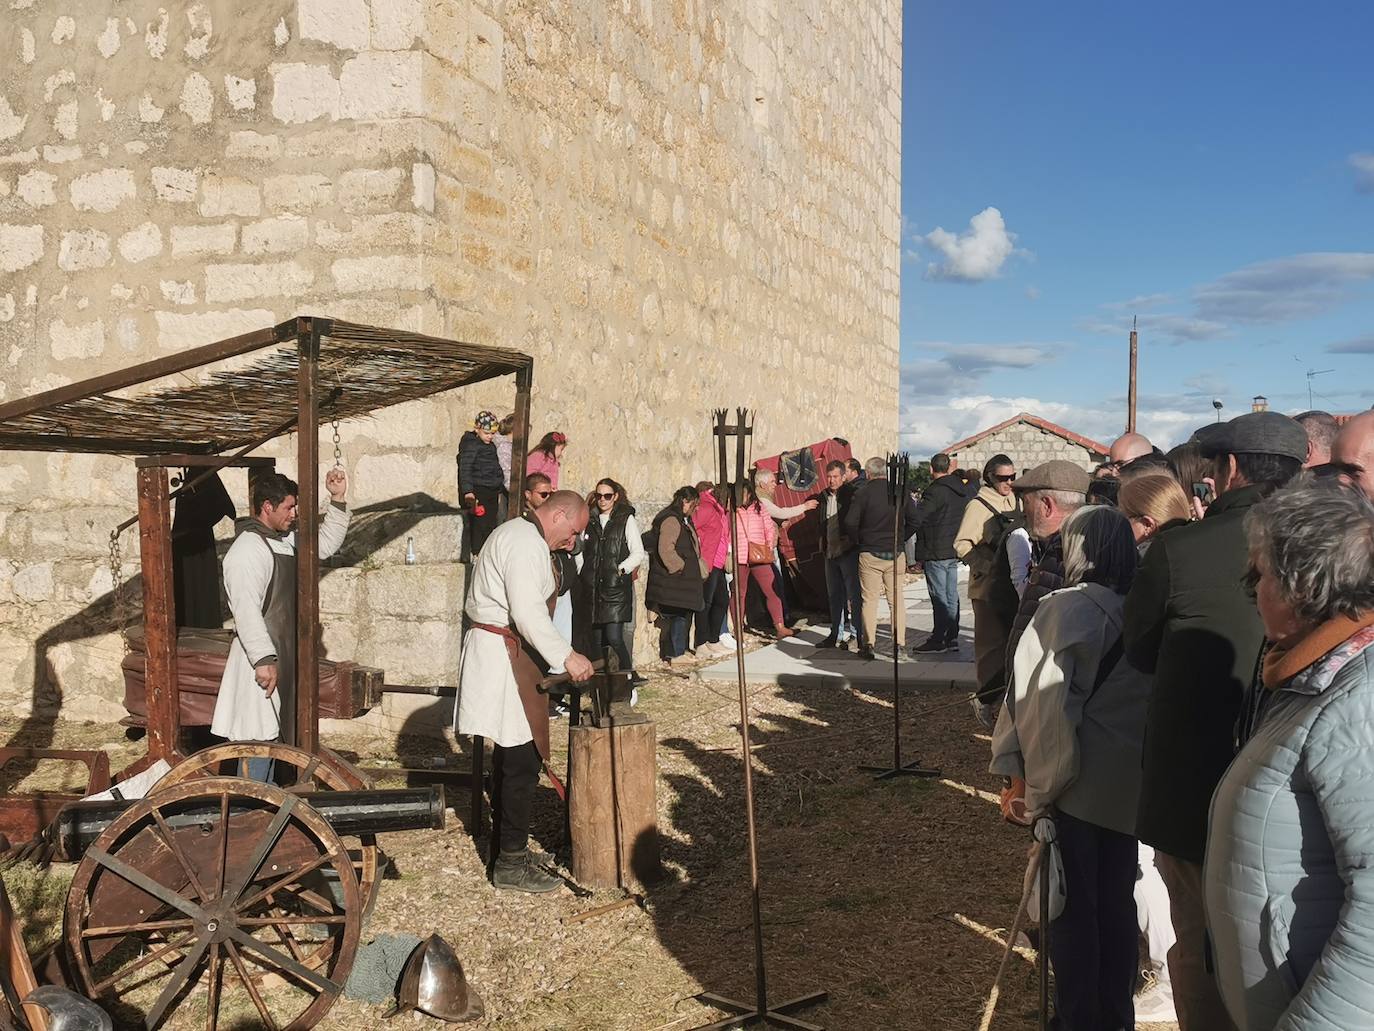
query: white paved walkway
[{"left": 697, "top": 576, "right": 977, "bottom": 690}]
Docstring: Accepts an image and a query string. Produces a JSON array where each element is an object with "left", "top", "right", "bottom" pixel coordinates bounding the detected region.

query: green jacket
[{"left": 1125, "top": 483, "right": 1270, "bottom": 864}]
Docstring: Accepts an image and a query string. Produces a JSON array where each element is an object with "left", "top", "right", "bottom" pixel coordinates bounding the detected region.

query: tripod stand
[
  {"left": 858, "top": 452, "right": 941, "bottom": 782},
  {"left": 692, "top": 408, "right": 828, "bottom": 1031}
]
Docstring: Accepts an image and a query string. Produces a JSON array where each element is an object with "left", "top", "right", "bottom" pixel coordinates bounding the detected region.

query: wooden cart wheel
[
  {"left": 64, "top": 777, "right": 360, "bottom": 1031},
  {"left": 153, "top": 743, "right": 381, "bottom": 919}
]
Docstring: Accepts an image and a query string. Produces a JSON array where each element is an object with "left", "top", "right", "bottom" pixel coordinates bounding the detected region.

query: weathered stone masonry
[{"left": 0, "top": 0, "right": 902, "bottom": 728}]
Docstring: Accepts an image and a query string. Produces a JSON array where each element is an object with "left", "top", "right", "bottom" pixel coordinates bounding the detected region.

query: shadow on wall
[{"left": 2, "top": 492, "right": 462, "bottom": 758}]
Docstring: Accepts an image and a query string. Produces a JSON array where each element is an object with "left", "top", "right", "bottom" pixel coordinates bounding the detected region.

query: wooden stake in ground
[{"left": 691, "top": 408, "right": 828, "bottom": 1031}]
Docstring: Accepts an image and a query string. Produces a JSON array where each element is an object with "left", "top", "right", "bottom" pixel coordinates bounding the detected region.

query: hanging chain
[
  {"left": 331, "top": 416, "right": 342, "bottom": 468},
  {"left": 108, "top": 528, "right": 129, "bottom": 653}
]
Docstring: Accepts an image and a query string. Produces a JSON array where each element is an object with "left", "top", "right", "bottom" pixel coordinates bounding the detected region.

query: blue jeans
[
  {"left": 824, "top": 550, "right": 862, "bottom": 642},
  {"left": 239, "top": 756, "right": 275, "bottom": 783},
  {"left": 660, "top": 606, "right": 693, "bottom": 658},
  {"left": 924, "top": 559, "right": 961, "bottom": 643}
]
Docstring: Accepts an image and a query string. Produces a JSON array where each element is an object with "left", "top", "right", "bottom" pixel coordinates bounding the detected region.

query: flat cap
[
  {"left": 1198, "top": 411, "right": 1307, "bottom": 462},
  {"left": 1013, "top": 459, "right": 1091, "bottom": 495}
]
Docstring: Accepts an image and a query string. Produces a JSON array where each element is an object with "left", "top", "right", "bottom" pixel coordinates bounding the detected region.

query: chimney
[{"left": 1252, "top": 395, "right": 1269, "bottom": 413}]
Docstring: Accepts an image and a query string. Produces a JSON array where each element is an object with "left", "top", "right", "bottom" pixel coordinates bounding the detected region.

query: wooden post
[
  {"left": 296, "top": 317, "right": 321, "bottom": 755},
  {"left": 136, "top": 466, "right": 180, "bottom": 763},
  {"left": 508, "top": 361, "right": 533, "bottom": 518},
  {"left": 1127, "top": 319, "right": 1138, "bottom": 434},
  {"left": 568, "top": 722, "right": 661, "bottom": 889}
]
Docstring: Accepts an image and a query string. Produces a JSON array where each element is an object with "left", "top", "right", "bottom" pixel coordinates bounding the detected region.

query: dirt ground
[{"left": 1, "top": 648, "right": 1180, "bottom": 1031}]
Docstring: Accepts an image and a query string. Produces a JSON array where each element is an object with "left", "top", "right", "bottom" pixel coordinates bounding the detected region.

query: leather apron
[
  {"left": 242, "top": 522, "right": 297, "bottom": 745},
  {"left": 471, "top": 521, "right": 560, "bottom": 758}
]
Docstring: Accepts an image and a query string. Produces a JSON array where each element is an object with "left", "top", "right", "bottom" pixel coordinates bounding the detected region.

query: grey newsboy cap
[
  {"left": 1198, "top": 411, "right": 1307, "bottom": 462},
  {"left": 1013, "top": 459, "right": 1091, "bottom": 495}
]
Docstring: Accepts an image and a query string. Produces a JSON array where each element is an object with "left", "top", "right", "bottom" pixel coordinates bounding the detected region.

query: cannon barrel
[{"left": 55, "top": 786, "right": 445, "bottom": 860}]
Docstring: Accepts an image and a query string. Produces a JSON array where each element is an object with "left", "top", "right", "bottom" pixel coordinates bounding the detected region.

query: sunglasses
[
  {"left": 595, "top": 492, "right": 616, "bottom": 500},
  {"left": 532, "top": 489, "right": 552, "bottom": 498},
  {"left": 993, "top": 473, "right": 1017, "bottom": 483}
]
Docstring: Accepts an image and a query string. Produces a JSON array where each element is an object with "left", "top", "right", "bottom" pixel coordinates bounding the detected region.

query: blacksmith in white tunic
[
  {"left": 211, "top": 468, "right": 349, "bottom": 779},
  {"left": 455, "top": 490, "right": 593, "bottom": 892}
]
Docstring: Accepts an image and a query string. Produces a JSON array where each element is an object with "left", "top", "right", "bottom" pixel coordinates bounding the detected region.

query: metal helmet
[
  {"left": 396, "top": 934, "right": 485, "bottom": 1023},
  {"left": 21, "top": 986, "right": 114, "bottom": 1031}
]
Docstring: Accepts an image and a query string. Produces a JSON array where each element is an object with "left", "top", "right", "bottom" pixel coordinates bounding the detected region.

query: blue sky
[{"left": 899, "top": 0, "right": 1374, "bottom": 455}]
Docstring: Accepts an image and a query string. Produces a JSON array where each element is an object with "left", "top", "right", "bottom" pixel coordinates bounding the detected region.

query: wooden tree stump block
[{"left": 568, "top": 721, "right": 662, "bottom": 890}]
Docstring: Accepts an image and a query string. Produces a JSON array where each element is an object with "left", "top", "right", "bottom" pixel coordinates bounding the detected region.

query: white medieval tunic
[
  {"left": 455, "top": 517, "right": 573, "bottom": 748},
  {"left": 211, "top": 504, "right": 349, "bottom": 742}
]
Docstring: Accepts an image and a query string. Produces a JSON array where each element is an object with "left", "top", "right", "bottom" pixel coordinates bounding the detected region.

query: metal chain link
[
  {"left": 331, "top": 416, "right": 342, "bottom": 468},
  {"left": 108, "top": 528, "right": 129, "bottom": 653}
]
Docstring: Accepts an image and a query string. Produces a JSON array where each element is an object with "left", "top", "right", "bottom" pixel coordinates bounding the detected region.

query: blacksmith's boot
[{"left": 492, "top": 849, "right": 563, "bottom": 893}]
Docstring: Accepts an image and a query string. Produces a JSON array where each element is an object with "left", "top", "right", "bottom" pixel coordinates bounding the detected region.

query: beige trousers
[
  {"left": 1153, "top": 851, "right": 1237, "bottom": 1031},
  {"left": 858, "top": 551, "right": 905, "bottom": 648}
]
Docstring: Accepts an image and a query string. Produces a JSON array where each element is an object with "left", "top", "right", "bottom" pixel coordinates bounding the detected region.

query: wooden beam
[
  {"left": 134, "top": 455, "right": 278, "bottom": 468},
  {"left": 295, "top": 317, "right": 321, "bottom": 755},
  {"left": 136, "top": 466, "right": 181, "bottom": 764},
  {"left": 0, "top": 323, "right": 285, "bottom": 424},
  {"left": 508, "top": 361, "right": 534, "bottom": 518}
]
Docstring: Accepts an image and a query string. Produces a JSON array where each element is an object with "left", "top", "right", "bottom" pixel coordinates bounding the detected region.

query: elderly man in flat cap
[{"left": 1124, "top": 410, "right": 1306, "bottom": 1031}]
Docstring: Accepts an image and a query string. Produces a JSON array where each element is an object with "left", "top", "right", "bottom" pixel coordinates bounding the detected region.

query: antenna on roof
[{"left": 1294, "top": 356, "right": 1336, "bottom": 410}]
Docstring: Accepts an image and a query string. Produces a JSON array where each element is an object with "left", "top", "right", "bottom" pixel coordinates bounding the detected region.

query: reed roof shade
[{"left": 0, "top": 317, "right": 533, "bottom": 455}]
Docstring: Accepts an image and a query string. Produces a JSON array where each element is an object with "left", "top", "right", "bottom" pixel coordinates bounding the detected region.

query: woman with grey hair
[
  {"left": 990, "top": 504, "right": 1153, "bottom": 1029},
  {"left": 1205, "top": 483, "right": 1374, "bottom": 1031}
]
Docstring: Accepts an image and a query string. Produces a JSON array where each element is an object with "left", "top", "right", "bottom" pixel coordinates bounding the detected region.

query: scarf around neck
[{"left": 1263, "top": 610, "right": 1374, "bottom": 689}]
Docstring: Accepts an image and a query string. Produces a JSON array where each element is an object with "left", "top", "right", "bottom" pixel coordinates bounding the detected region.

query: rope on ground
[{"left": 977, "top": 845, "right": 1041, "bottom": 1031}]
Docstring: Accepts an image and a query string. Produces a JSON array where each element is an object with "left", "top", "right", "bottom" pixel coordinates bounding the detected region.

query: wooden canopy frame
[{"left": 0, "top": 315, "right": 534, "bottom": 772}]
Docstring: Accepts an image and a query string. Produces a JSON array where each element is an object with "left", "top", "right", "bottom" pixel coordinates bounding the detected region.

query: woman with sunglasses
[
  {"left": 581, "top": 478, "right": 646, "bottom": 680},
  {"left": 527, "top": 431, "right": 568, "bottom": 489}
]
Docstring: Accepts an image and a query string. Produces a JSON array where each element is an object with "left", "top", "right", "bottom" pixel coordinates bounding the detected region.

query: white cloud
[
  {"left": 1080, "top": 312, "right": 1229, "bottom": 343},
  {"left": 899, "top": 393, "right": 1205, "bottom": 459},
  {"left": 1329, "top": 333, "right": 1374, "bottom": 354},
  {"left": 1025, "top": 285, "right": 1041, "bottom": 301},
  {"left": 1102, "top": 292, "right": 1173, "bottom": 311},
  {"left": 1350, "top": 152, "right": 1374, "bottom": 193},
  {"left": 901, "top": 342, "right": 1059, "bottom": 399},
  {"left": 1193, "top": 252, "right": 1374, "bottom": 323},
  {"left": 922, "top": 207, "right": 1017, "bottom": 282}
]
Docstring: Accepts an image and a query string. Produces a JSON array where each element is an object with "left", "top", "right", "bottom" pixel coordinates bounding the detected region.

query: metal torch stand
[
  {"left": 858, "top": 452, "right": 941, "bottom": 781},
  {"left": 692, "top": 408, "right": 827, "bottom": 1031}
]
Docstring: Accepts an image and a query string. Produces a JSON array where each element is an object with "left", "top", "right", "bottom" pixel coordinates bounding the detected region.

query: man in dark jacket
[
  {"left": 1124, "top": 411, "right": 1305, "bottom": 1031},
  {"left": 817, "top": 460, "right": 862, "bottom": 649},
  {"left": 844, "top": 456, "right": 919, "bottom": 661},
  {"left": 911, "top": 453, "right": 975, "bottom": 653}
]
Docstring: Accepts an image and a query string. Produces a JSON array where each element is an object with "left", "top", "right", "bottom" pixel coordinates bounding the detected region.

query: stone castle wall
[
  {"left": 952, "top": 423, "right": 1107, "bottom": 478},
  {"left": 0, "top": 0, "right": 902, "bottom": 728}
]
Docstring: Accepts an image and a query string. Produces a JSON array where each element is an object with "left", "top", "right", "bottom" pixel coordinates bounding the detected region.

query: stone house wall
[
  {"left": 952, "top": 423, "right": 1107, "bottom": 478},
  {"left": 0, "top": 0, "right": 902, "bottom": 732}
]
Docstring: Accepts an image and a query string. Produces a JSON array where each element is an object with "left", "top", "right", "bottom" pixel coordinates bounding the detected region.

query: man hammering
[
  {"left": 455, "top": 490, "right": 596, "bottom": 893},
  {"left": 211, "top": 467, "right": 350, "bottom": 781}
]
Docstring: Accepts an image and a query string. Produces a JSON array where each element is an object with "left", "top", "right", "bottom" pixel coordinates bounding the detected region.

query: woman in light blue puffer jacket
[{"left": 1205, "top": 481, "right": 1374, "bottom": 1031}]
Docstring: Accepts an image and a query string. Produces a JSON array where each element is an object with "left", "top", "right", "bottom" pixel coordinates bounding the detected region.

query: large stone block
[
  {"left": 298, "top": 0, "right": 371, "bottom": 51},
  {"left": 270, "top": 62, "right": 341, "bottom": 123},
  {"left": 154, "top": 308, "right": 276, "bottom": 350},
  {"left": 263, "top": 173, "right": 333, "bottom": 210},
  {"left": 57, "top": 229, "right": 112, "bottom": 271},
  {"left": 170, "top": 223, "right": 237, "bottom": 256},
  {"left": 204, "top": 261, "right": 313, "bottom": 302},
  {"left": 69, "top": 169, "right": 136, "bottom": 212},
  {"left": 0, "top": 224, "right": 44, "bottom": 271},
  {"left": 361, "top": 616, "right": 456, "bottom": 683},
  {"left": 339, "top": 51, "right": 423, "bottom": 120},
  {"left": 241, "top": 214, "right": 309, "bottom": 255},
  {"left": 200, "top": 175, "right": 262, "bottom": 217},
  {"left": 48, "top": 317, "right": 105, "bottom": 360},
  {"left": 364, "top": 564, "right": 459, "bottom": 620}
]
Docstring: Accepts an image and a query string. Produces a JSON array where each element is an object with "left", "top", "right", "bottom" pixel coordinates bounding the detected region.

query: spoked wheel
[
  {"left": 64, "top": 778, "right": 361, "bottom": 1031},
  {"left": 153, "top": 743, "right": 381, "bottom": 919}
]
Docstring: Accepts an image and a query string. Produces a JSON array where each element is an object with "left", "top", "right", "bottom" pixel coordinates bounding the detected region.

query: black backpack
[{"left": 974, "top": 495, "right": 1025, "bottom": 557}]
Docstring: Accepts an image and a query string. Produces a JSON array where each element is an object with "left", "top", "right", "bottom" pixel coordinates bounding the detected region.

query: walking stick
[
  {"left": 1036, "top": 817, "right": 1054, "bottom": 1031},
  {"left": 976, "top": 844, "right": 1043, "bottom": 1031},
  {"left": 692, "top": 409, "right": 827, "bottom": 1030},
  {"left": 859, "top": 452, "right": 940, "bottom": 781}
]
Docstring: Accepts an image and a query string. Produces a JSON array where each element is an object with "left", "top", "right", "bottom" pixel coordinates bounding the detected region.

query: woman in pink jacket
[
  {"left": 525, "top": 432, "right": 567, "bottom": 488},
  {"left": 734, "top": 484, "right": 793, "bottom": 640},
  {"left": 692, "top": 482, "right": 734, "bottom": 656}
]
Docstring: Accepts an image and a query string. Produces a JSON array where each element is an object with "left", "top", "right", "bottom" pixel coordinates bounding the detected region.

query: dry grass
[{"left": 0, "top": 655, "right": 1179, "bottom": 1030}]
